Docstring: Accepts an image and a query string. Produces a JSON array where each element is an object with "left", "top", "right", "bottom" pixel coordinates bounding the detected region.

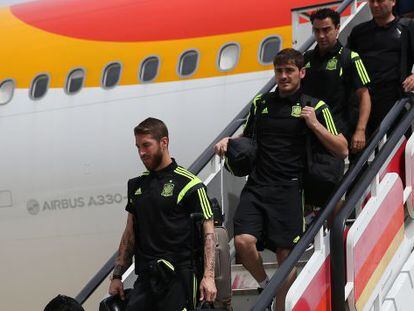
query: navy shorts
[{"left": 234, "top": 181, "right": 304, "bottom": 251}]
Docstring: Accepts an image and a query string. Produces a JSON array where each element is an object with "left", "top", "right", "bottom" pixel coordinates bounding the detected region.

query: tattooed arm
[
  {"left": 199, "top": 219, "right": 217, "bottom": 302},
  {"left": 108, "top": 213, "right": 135, "bottom": 300}
]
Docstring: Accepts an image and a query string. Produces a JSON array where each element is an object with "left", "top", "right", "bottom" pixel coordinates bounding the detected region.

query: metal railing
[{"left": 330, "top": 96, "right": 414, "bottom": 311}]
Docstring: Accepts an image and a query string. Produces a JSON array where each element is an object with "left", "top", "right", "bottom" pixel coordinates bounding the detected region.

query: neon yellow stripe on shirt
[{"left": 322, "top": 108, "right": 338, "bottom": 135}]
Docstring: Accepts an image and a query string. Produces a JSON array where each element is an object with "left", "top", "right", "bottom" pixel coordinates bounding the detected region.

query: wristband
[{"left": 111, "top": 274, "right": 122, "bottom": 280}]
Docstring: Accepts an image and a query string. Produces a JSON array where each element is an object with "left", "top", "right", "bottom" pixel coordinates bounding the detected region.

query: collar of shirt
[
  {"left": 314, "top": 41, "right": 343, "bottom": 60},
  {"left": 274, "top": 88, "right": 303, "bottom": 105},
  {"left": 371, "top": 16, "right": 398, "bottom": 29},
  {"left": 149, "top": 158, "right": 178, "bottom": 177}
]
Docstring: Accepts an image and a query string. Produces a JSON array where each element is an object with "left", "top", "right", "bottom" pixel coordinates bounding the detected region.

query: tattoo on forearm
[
  {"left": 204, "top": 233, "right": 215, "bottom": 278},
  {"left": 120, "top": 236, "right": 134, "bottom": 264},
  {"left": 113, "top": 264, "right": 125, "bottom": 276},
  {"left": 115, "top": 225, "right": 135, "bottom": 275}
]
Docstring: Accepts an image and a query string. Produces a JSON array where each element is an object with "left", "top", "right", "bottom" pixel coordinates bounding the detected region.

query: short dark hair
[
  {"left": 310, "top": 8, "right": 340, "bottom": 27},
  {"left": 134, "top": 117, "right": 169, "bottom": 141},
  {"left": 44, "top": 295, "right": 84, "bottom": 311},
  {"left": 273, "top": 48, "right": 304, "bottom": 69}
]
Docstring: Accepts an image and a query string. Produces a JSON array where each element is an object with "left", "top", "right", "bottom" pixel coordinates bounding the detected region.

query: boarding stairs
[{"left": 75, "top": 1, "right": 414, "bottom": 310}]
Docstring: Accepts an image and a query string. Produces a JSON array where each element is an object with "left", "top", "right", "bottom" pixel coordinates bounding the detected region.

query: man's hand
[
  {"left": 199, "top": 276, "right": 217, "bottom": 302},
  {"left": 214, "top": 137, "right": 230, "bottom": 158},
  {"left": 109, "top": 279, "right": 126, "bottom": 300},
  {"left": 351, "top": 128, "right": 366, "bottom": 153},
  {"left": 300, "top": 106, "right": 319, "bottom": 130},
  {"left": 403, "top": 74, "right": 414, "bottom": 92}
]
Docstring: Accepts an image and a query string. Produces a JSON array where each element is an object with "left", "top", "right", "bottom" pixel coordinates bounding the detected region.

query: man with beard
[
  {"left": 302, "top": 8, "right": 371, "bottom": 215},
  {"left": 108, "top": 117, "right": 217, "bottom": 311},
  {"left": 303, "top": 8, "right": 371, "bottom": 157}
]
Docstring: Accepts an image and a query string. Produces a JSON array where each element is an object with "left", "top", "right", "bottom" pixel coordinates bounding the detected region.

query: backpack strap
[
  {"left": 300, "top": 93, "right": 328, "bottom": 169},
  {"left": 338, "top": 46, "right": 352, "bottom": 81},
  {"left": 338, "top": 47, "right": 352, "bottom": 68},
  {"left": 300, "top": 93, "right": 321, "bottom": 109},
  {"left": 300, "top": 94, "right": 318, "bottom": 175}
]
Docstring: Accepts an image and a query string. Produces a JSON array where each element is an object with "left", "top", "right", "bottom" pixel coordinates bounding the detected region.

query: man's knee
[{"left": 235, "top": 234, "right": 257, "bottom": 254}]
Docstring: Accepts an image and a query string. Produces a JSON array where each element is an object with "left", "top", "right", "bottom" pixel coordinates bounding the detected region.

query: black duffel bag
[
  {"left": 99, "top": 289, "right": 132, "bottom": 311},
  {"left": 224, "top": 97, "right": 265, "bottom": 177},
  {"left": 224, "top": 136, "right": 257, "bottom": 177},
  {"left": 303, "top": 131, "right": 344, "bottom": 207}
]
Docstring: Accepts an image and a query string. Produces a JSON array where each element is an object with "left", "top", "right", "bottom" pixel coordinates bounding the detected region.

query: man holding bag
[
  {"left": 109, "top": 118, "right": 217, "bottom": 311},
  {"left": 214, "top": 48, "right": 348, "bottom": 310}
]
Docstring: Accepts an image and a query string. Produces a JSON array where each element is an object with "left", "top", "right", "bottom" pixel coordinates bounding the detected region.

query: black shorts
[
  {"left": 369, "top": 83, "right": 402, "bottom": 135},
  {"left": 126, "top": 267, "right": 196, "bottom": 311},
  {"left": 234, "top": 181, "right": 304, "bottom": 251}
]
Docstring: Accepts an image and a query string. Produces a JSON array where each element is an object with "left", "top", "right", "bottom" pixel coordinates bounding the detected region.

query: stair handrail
[{"left": 330, "top": 96, "right": 414, "bottom": 311}]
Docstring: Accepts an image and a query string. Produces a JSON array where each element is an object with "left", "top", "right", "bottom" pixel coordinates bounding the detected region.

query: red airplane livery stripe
[{"left": 11, "top": 0, "right": 332, "bottom": 42}]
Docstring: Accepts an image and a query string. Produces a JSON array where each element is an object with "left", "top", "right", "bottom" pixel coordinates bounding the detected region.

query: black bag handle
[{"left": 196, "top": 300, "right": 215, "bottom": 310}]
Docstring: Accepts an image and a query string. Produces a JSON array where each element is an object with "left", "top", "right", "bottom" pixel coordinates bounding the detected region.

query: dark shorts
[
  {"left": 126, "top": 267, "right": 196, "bottom": 311},
  {"left": 369, "top": 83, "right": 402, "bottom": 135},
  {"left": 234, "top": 181, "right": 304, "bottom": 251}
]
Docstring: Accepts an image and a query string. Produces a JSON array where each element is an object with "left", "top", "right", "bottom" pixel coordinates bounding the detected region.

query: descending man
[
  {"left": 348, "top": 0, "right": 414, "bottom": 136},
  {"left": 109, "top": 117, "right": 217, "bottom": 311},
  {"left": 303, "top": 8, "right": 371, "bottom": 155},
  {"left": 214, "top": 49, "right": 348, "bottom": 310},
  {"left": 302, "top": 8, "right": 371, "bottom": 208}
]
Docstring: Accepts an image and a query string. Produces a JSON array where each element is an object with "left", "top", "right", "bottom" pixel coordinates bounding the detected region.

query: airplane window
[
  {"left": 140, "top": 57, "right": 160, "bottom": 82},
  {"left": 178, "top": 50, "right": 199, "bottom": 77},
  {"left": 0, "top": 79, "right": 15, "bottom": 105},
  {"left": 102, "top": 62, "right": 121, "bottom": 88},
  {"left": 30, "top": 74, "right": 49, "bottom": 100},
  {"left": 259, "top": 36, "right": 282, "bottom": 64},
  {"left": 218, "top": 43, "right": 240, "bottom": 71},
  {"left": 66, "top": 69, "right": 85, "bottom": 94}
]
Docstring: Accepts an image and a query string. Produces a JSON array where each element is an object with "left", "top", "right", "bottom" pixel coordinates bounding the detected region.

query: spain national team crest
[
  {"left": 326, "top": 58, "right": 338, "bottom": 70},
  {"left": 291, "top": 105, "right": 301, "bottom": 118},
  {"left": 161, "top": 182, "right": 175, "bottom": 197}
]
